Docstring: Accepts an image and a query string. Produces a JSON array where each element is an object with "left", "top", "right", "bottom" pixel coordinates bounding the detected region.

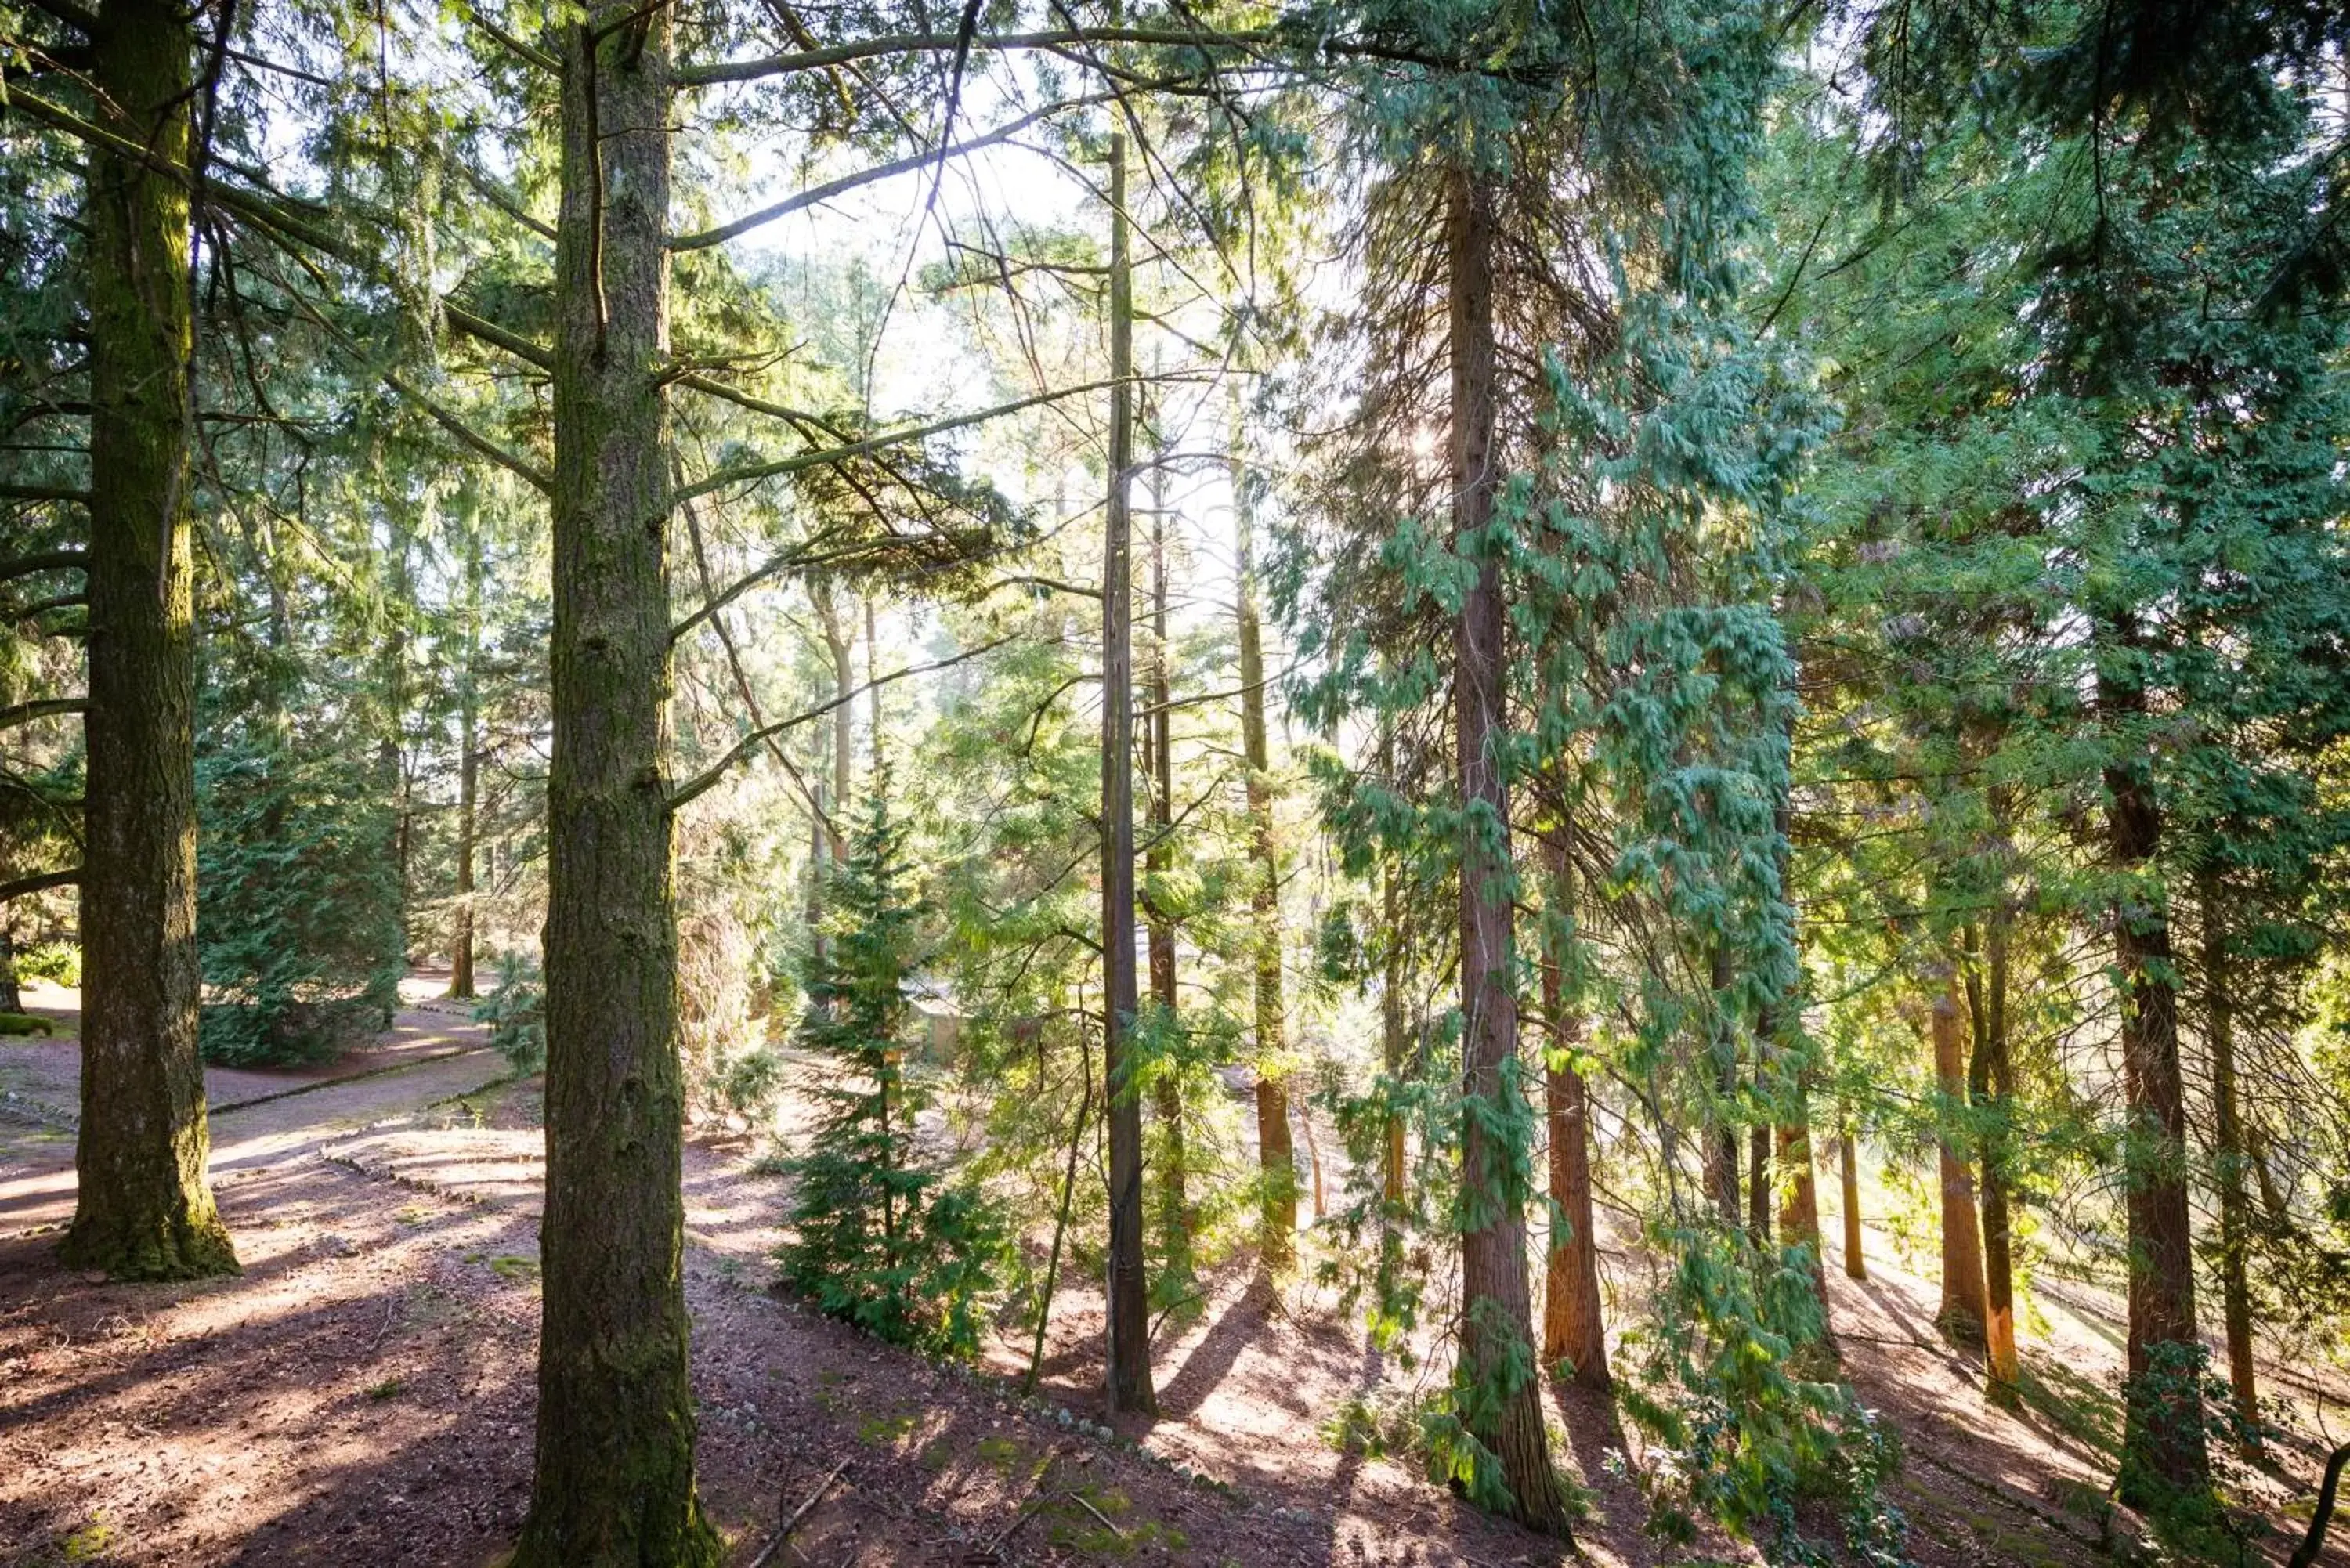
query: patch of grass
[
  {"left": 365, "top": 1378, "right": 406, "bottom": 1400},
  {"left": 59, "top": 1515, "right": 112, "bottom": 1563},
  {"left": 394, "top": 1205, "right": 432, "bottom": 1227},
  {"left": 857, "top": 1411, "right": 919, "bottom": 1445},
  {"left": 975, "top": 1435, "right": 1029, "bottom": 1473},
  {"left": 487, "top": 1254, "right": 539, "bottom": 1281}
]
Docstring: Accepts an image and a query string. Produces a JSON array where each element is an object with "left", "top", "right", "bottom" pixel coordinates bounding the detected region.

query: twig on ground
[
  {"left": 1068, "top": 1489, "right": 1124, "bottom": 1541},
  {"left": 748, "top": 1458, "right": 851, "bottom": 1568}
]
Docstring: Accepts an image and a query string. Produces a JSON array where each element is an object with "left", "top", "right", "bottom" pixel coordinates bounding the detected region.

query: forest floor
[{"left": 2, "top": 978, "right": 2345, "bottom": 1568}]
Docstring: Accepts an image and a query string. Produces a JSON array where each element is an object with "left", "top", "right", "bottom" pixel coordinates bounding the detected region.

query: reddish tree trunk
[{"left": 1933, "top": 981, "right": 1989, "bottom": 1345}]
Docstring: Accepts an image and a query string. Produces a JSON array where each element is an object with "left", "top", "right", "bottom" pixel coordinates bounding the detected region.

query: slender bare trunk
[
  {"left": 1144, "top": 469, "right": 1189, "bottom": 1269},
  {"left": 448, "top": 522, "right": 482, "bottom": 1000},
  {"left": 1448, "top": 166, "right": 1569, "bottom": 1536},
  {"left": 60, "top": 0, "right": 237, "bottom": 1282},
  {"left": 1097, "top": 97, "right": 1155, "bottom": 1415},
  {"left": 1839, "top": 1108, "right": 1867, "bottom": 1281},
  {"left": 1966, "top": 919, "right": 2020, "bottom": 1401},
  {"left": 2199, "top": 867, "right": 2258, "bottom": 1440},
  {"left": 1235, "top": 403, "right": 1296, "bottom": 1268},
  {"left": 1539, "top": 838, "right": 1608, "bottom": 1389}
]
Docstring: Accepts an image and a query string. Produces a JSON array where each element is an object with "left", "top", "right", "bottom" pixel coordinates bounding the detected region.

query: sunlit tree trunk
[
  {"left": 1448, "top": 165, "right": 1569, "bottom": 1537},
  {"left": 513, "top": 15, "right": 718, "bottom": 1564},
  {"left": 1839, "top": 1110, "right": 1867, "bottom": 1281},
  {"left": 1932, "top": 979, "right": 1988, "bottom": 1345},
  {"left": 1097, "top": 92, "right": 1155, "bottom": 1416},
  {"left": 1539, "top": 837, "right": 1607, "bottom": 1390},
  {"left": 448, "top": 518, "right": 482, "bottom": 1000},
  {"left": 60, "top": 0, "right": 237, "bottom": 1283},
  {"left": 1966, "top": 919, "right": 2020, "bottom": 1402}
]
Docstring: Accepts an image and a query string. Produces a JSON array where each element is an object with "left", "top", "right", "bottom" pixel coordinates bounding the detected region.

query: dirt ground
[{"left": 3, "top": 984, "right": 2345, "bottom": 1567}]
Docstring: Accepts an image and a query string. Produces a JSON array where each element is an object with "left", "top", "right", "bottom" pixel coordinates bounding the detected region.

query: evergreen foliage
[
  {"left": 194, "top": 734, "right": 404, "bottom": 1066},
  {"left": 779, "top": 772, "right": 1007, "bottom": 1357}
]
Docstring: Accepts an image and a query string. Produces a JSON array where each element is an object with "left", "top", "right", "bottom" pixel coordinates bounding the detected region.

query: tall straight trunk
[
  {"left": 1932, "top": 980, "right": 1989, "bottom": 1344},
  {"left": 1097, "top": 98, "right": 1155, "bottom": 1417},
  {"left": 819, "top": 585, "right": 854, "bottom": 857},
  {"left": 449, "top": 521, "right": 483, "bottom": 1000},
  {"left": 0, "top": 926, "right": 20, "bottom": 1014},
  {"left": 1539, "top": 837, "right": 1608, "bottom": 1389},
  {"left": 2198, "top": 867, "right": 2258, "bottom": 1440},
  {"left": 865, "top": 597, "right": 882, "bottom": 773},
  {"left": 1376, "top": 730, "right": 1407, "bottom": 1300},
  {"left": 1235, "top": 405, "right": 1296, "bottom": 1269},
  {"left": 1144, "top": 469, "right": 1189, "bottom": 1268},
  {"left": 1838, "top": 1111, "right": 1867, "bottom": 1281},
  {"left": 60, "top": 0, "right": 237, "bottom": 1282},
  {"left": 1966, "top": 919, "right": 2020, "bottom": 1401},
  {"left": 515, "top": 15, "right": 717, "bottom": 1565},
  {"left": 2100, "top": 621, "right": 2209, "bottom": 1508},
  {"left": 1748, "top": 1119, "right": 1772, "bottom": 1245},
  {"left": 1447, "top": 166, "right": 1569, "bottom": 1536}
]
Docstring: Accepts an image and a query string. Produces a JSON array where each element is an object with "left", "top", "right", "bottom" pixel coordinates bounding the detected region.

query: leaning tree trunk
[
  {"left": 60, "top": 0, "right": 237, "bottom": 1283},
  {"left": 1097, "top": 92, "right": 1155, "bottom": 1416},
  {"left": 512, "top": 15, "right": 718, "bottom": 1566},
  {"left": 1539, "top": 837, "right": 1608, "bottom": 1391},
  {"left": 2198, "top": 866, "right": 2258, "bottom": 1441},
  {"left": 1447, "top": 165, "right": 1570, "bottom": 1537},
  {"left": 2101, "top": 619, "right": 2210, "bottom": 1509},
  {"left": 1932, "top": 979, "right": 1988, "bottom": 1346},
  {"left": 1235, "top": 409, "right": 1296, "bottom": 1271}
]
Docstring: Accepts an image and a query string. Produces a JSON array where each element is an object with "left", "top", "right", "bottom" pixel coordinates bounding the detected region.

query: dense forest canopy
[{"left": 2, "top": 1, "right": 2348, "bottom": 1564}]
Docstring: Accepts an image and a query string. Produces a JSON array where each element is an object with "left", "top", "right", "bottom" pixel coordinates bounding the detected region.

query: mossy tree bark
[
  {"left": 1234, "top": 413, "right": 1296, "bottom": 1272},
  {"left": 60, "top": 0, "right": 237, "bottom": 1284},
  {"left": 1448, "top": 166, "right": 1569, "bottom": 1537},
  {"left": 512, "top": 13, "right": 718, "bottom": 1566}
]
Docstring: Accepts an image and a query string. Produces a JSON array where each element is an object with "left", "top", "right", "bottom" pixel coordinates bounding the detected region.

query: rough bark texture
[
  {"left": 1097, "top": 108, "right": 1155, "bottom": 1416},
  {"left": 1932, "top": 981, "right": 1988, "bottom": 1346},
  {"left": 1448, "top": 168, "right": 1569, "bottom": 1537},
  {"left": 1538, "top": 841, "right": 1607, "bottom": 1390},
  {"left": 0, "top": 926, "right": 20, "bottom": 1014},
  {"left": 1967, "top": 919, "right": 2020, "bottom": 1401},
  {"left": 1235, "top": 416, "right": 1296, "bottom": 1270},
  {"left": 1839, "top": 1112, "right": 1867, "bottom": 1281},
  {"left": 2101, "top": 623, "right": 2209, "bottom": 1508},
  {"left": 2198, "top": 869, "right": 2258, "bottom": 1439},
  {"left": 512, "top": 16, "right": 718, "bottom": 1566},
  {"left": 60, "top": 0, "right": 238, "bottom": 1284}
]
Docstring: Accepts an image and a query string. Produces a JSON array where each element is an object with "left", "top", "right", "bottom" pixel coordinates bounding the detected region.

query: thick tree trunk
[
  {"left": 60, "top": 0, "right": 237, "bottom": 1283},
  {"left": 0, "top": 926, "right": 20, "bottom": 1014},
  {"left": 513, "top": 16, "right": 717, "bottom": 1566},
  {"left": 1932, "top": 981, "right": 1989, "bottom": 1345},
  {"left": 1447, "top": 166, "right": 1569, "bottom": 1537},
  {"left": 1097, "top": 102, "right": 1155, "bottom": 1416},
  {"left": 1839, "top": 1109, "right": 1867, "bottom": 1281},
  {"left": 2101, "top": 621, "right": 2209, "bottom": 1508},
  {"left": 1235, "top": 411, "right": 1296, "bottom": 1270},
  {"left": 1539, "top": 839, "right": 1608, "bottom": 1390},
  {"left": 2198, "top": 868, "right": 2258, "bottom": 1441},
  {"left": 449, "top": 524, "right": 482, "bottom": 1000},
  {"left": 1967, "top": 919, "right": 2021, "bottom": 1402},
  {"left": 1144, "top": 474, "right": 1189, "bottom": 1271}
]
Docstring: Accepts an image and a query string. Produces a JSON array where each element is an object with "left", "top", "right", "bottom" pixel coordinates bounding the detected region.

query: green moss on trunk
[{"left": 60, "top": 0, "right": 237, "bottom": 1285}]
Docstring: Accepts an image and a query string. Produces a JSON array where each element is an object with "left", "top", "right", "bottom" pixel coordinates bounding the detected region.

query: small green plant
[
  {"left": 365, "top": 1377, "right": 406, "bottom": 1400},
  {"left": 59, "top": 1513, "right": 111, "bottom": 1562},
  {"left": 472, "top": 952, "right": 546, "bottom": 1075},
  {"left": 487, "top": 1253, "right": 539, "bottom": 1281},
  {"left": 16, "top": 941, "right": 79, "bottom": 986}
]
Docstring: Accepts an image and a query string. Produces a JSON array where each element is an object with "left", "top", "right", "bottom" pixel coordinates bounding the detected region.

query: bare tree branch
[
  {"left": 0, "top": 697, "right": 87, "bottom": 732},
  {"left": 0, "top": 866, "right": 80, "bottom": 902}
]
